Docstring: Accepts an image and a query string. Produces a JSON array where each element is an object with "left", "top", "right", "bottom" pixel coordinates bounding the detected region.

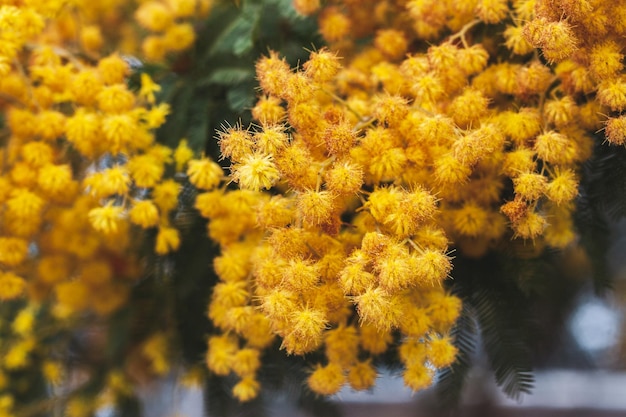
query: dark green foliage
[
  {"left": 443, "top": 254, "right": 536, "bottom": 403},
  {"left": 574, "top": 139, "right": 626, "bottom": 294},
  {"left": 154, "top": 0, "right": 322, "bottom": 158},
  {"left": 435, "top": 303, "right": 478, "bottom": 408}
]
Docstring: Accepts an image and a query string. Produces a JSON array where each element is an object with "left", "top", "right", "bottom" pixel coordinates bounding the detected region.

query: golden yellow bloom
[
  {"left": 231, "top": 153, "right": 280, "bottom": 191},
  {"left": 135, "top": 1, "right": 174, "bottom": 32},
  {"left": 232, "top": 376, "right": 260, "bottom": 402},
  {"left": 0, "top": 272, "right": 26, "bottom": 300},
  {"left": 88, "top": 203, "right": 124, "bottom": 234},
  {"left": 307, "top": 362, "right": 345, "bottom": 395},
  {"left": 187, "top": 158, "right": 224, "bottom": 190},
  {"left": 155, "top": 226, "right": 181, "bottom": 255},
  {"left": 153, "top": 179, "right": 181, "bottom": 213},
  {"left": 128, "top": 154, "right": 164, "bottom": 188},
  {"left": 129, "top": 200, "right": 160, "bottom": 228}
]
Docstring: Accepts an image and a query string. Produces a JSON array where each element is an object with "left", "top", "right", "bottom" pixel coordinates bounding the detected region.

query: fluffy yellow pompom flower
[
  {"left": 155, "top": 226, "right": 181, "bottom": 255},
  {"left": 231, "top": 153, "right": 280, "bottom": 191},
  {"left": 0, "top": 272, "right": 26, "bottom": 300},
  {"left": 348, "top": 360, "right": 377, "bottom": 391},
  {"left": 427, "top": 335, "right": 458, "bottom": 368},
  {"left": 129, "top": 200, "right": 160, "bottom": 228},
  {"left": 88, "top": 204, "right": 124, "bottom": 234},
  {"left": 187, "top": 158, "right": 224, "bottom": 190},
  {"left": 307, "top": 362, "right": 345, "bottom": 395},
  {"left": 232, "top": 376, "right": 260, "bottom": 402}
]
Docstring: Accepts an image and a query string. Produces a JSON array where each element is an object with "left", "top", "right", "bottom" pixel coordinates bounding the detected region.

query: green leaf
[
  {"left": 201, "top": 67, "right": 255, "bottom": 87},
  {"left": 208, "top": 3, "right": 262, "bottom": 58},
  {"left": 436, "top": 303, "right": 478, "bottom": 408}
]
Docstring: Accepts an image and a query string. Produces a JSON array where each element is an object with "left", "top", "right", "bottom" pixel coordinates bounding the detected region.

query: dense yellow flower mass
[
  {"left": 0, "top": 0, "right": 624, "bottom": 412},
  {"left": 0, "top": 0, "right": 210, "bottom": 414},
  {"left": 197, "top": 0, "right": 626, "bottom": 402}
]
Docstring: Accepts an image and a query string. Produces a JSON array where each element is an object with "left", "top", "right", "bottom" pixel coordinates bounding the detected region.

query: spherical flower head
[
  {"left": 252, "top": 96, "right": 286, "bottom": 127},
  {"left": 524, "top": 19, "right": 578, "bottom": 63},
  {"left": 282, "top": 258, "right": 319, "bottom": 291},
  {"left": 589, "top": 40, "right": 624, "bottom": 81},
  {"left": 448, "top": 88, "right": 489, "bottom": 128},
  {"left": 293, "top": 0, "right": 321, "bottom": 15},
  {"left": 231, "top": 153, "right": 280, "bottom": 191},
  {"left": 354, "top": 287, "right": 400, "bottom": 331},
  {"left": 102, "top": 113, "right": 139, "bottom": 155},
  {"left": 232, "top": 348, "right": 261, "bottom": 377},
  {"left": 130, "top": 200, "right": 160, "bottom": 228},
  {"left": 65, "top": 110, "right": 101, "bottom": 157},
  {"left": 0, "top": 237, "right": 28, "bottom": 267},
  {"left": 348, "top": 360, "right": 377, "bottom": 391},
  {"left": 427, "top": 335, "right": 458, "bottom": 368},
  {"left": 544, "top": 96, "right": 577, "bottom": 127},
  {"left": 97, "top": 84, "right": 136, "bottom": 114},
  {"left": 434, "top": 154, "right": 471, "bottom": 185},
  {"left": 297, "top": 189, "right": 335, "bottom": 228},
  {"left": 325, "top": 161, "right": 363, "bottom": 195},
  {"left": 206, "top": 334, "right": 237, "bottom": 376},
  {"left": 288, "top": 306, "right": 327, "bottom": 342},
  {"left": 135, "top": 1, "right": 174, "bottom": 32},
  {"left": 253, "top": 126, "right": 287, "bottom": 155},
  {"left": 374, "top": 29, "right": 408, "bottom": 60},
  {"left": 21, "top": 141, "right": 53, "bottom": 167},
  {"left": 212, "top": 281, "right": 249, "bottom": 308},
  {"left": 513, "top": 210, "right": 547, "bottom": 240},
  {"left": 98, "top": 54, "right": 129, "bottom": 85},
  {"left": 79, "top": 24, "right": 103, "bottom": 52},
  {"left": 7, "top": 188, "right": 44, "bottom": 219},
  {"left": 496, "top": 108, "right": 541, "bottom": 146},
  {"left": 307, "top": 362, "right": 345, "bottom": 395},
  {"left": 413, "top": 249, "right": 452, "bottom": 286},
  {"left": 504, "top": 25, "right": 534, "bottom": 55},
  {"left": 256, "top": 51, "right": 292, "bottom": 97},
  {"left": 218, "top": 127, "right": 254, "bottom": 163},
  {"left": 155, "top": 226, "right": 181, "bottom": 255},
  {"left": 323, "top": 121, "right": 356, "bottom": 157},
  {"left": 37, "top": 163, "right": 73, "bottom": 197},
  {"left": 452, "top": 203, "right": 488, "bottom": 237},
  {"left": 597, "top": 78, "right": 626, "bottom": 112},
  {"left": 359, "top": 322, "right": 392, "bottom": 355},
  {"left": 232, "top": 376, "right": 260, "bottom": 402},
  {"left": 513, "top": 172, "right": 548, "bottom": 201},
  {"left": 318, "top": 6, "right": 351, "bottom": 42},
  {"left": 164, "top": 23, "right": 196, "bottom": 52},
  {"left": 403, "top": 362, "right": 434, "bottom": 392},
  {"left": 458, "top": 44, "right": 490, "bottom": 75},
  {"left": 102, "top": 166, "right": 131, "bottom": 196},
  {"left": 186, "top": 158, "right": 223, "bottom": 190},
  {"left": 36, "top": 110, "right": 66, "bottom": 141},
  {"left": 153, "top": 179, "right": 181, "bottom": 213},
  {"left": 373, "top": 94, "right": 409, "bottom": 127},
  {"left": 304, "top": 48, "right": 341, "bottom": 84},
  {"left": 339, "top": 263, "right": 375, "bottom": 295},
  {"left": 128, "top": 154, "right": 165, "bottom": 188},
  {"left": 533, "top": 131, "right": 574, "bottom": 165},
  {"left": 0, "top": 272, "right": 26, "bottom": 300},
  {"left": 546, "top": 169, "right": 579, "bottom": 205},
  {"left": 605, "top": 116, "right": 626, "bottom": 146},
  {"left": 376, "top": 247, "right": 412, "bottom": 292},
  {"left": 88, "top": 203, "right": 124, "bottom": 234},
  {"left": 476, "top": 0, "right": 509, "bottom": 24},
  {"left": 324, "top": 325, "right": 359, "bottom": 366},
  {"left": 369, "top": 147, "right": 408, "bottom": 183}
]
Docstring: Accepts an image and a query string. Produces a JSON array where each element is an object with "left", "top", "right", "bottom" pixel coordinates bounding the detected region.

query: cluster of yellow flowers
[
  {"left": 0, "top": 0, "right": 210, "bottom": 414},
  {"left": 199, "top": 0, "right": 626, "bottom": 402}
]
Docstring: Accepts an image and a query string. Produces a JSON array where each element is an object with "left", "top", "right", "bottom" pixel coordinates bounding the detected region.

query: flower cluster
[
  {"left": 0, "top": 1, "right": 206, "bottom": 414},
  {"left": 198, "top": 0, "right": 625, "bottom": 402}
]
